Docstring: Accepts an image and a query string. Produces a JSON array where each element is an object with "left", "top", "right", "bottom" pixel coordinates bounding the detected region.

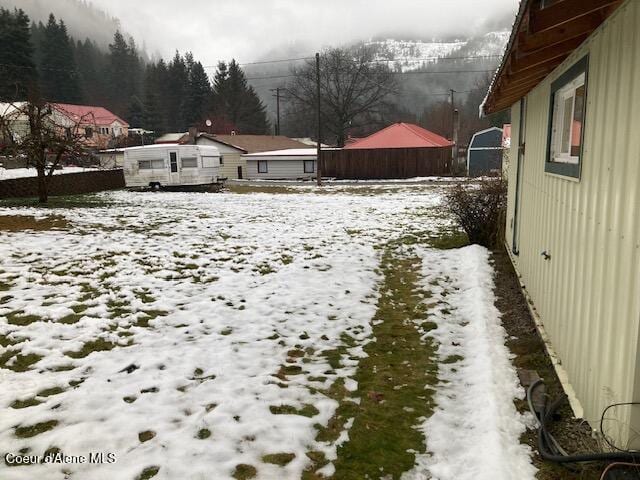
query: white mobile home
[
  {"left": 123, "top": 144, "right": 221, "bottom": 189},
  {"left": 483, "top": 0, "right": 639, "bottom": 447},
  {"left": 244, "top": 148, "right": 317, "bottom": 180}
]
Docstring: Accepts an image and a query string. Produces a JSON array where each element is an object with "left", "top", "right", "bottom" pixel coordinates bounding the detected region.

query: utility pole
[
  {"left": 450, "top": 89, "right": 457, "bottom": 174},
  {"left": 453, "top": 109, "right": 460, "bottom": 175},
  {"left": 270, "top": 88, "right": 281, "bottom": 135},
  {"left": 315, "top": 52, "right": 322, "bottom": 187}
]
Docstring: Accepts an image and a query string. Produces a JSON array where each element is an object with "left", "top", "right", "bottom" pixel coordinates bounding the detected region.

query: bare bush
[{"left": 446, "top": 178, "right": 507, "bottom": 249}]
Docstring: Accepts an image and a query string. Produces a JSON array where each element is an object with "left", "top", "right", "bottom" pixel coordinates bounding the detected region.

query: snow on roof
[
  {"left": 243, "top": 148, "right": 318, "bottom": 157},
  {"left": 52, "top": 103, "right": 129, "bottom": 127},
  {"left": 345, "top": 123, "right": 453, "bottom": 149}
]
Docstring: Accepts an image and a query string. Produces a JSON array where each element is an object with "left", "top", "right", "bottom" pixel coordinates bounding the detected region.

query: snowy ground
[
  {"left": 0, "top": 185, "right": 534, "bottom": 480},
  {"left": 0, "top": 166, "right": 100, "bottom": 180}
]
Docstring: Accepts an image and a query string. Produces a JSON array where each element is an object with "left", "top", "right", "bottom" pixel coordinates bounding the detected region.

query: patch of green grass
[
  {"left": 428, "top": 231, "right": 469, "bottom": 249},
  {"left": 107, "top": 299, "right": 130, "bottom": 318},
  {"left": 0, "top": 351, "right": 42, "bottom": 372},
  {"left": 37, "top": 386, "right": 65, "bottom": 397},
  {"left": 0, "top": 193, "right": 118, "bottom": 209},
  {"left": 6, "top": 311, "right": 43, "bottom": 326},
  {"left": 262, "top": 453, "right": 295, "bottom": 466},
  {"left": 15, "top": 420, "right": 58, "bottom": 438},
  {"left": 280, "top": 254, "right": 293, "bottom": 265},
  {"left": 65, "top": 338, "right": 116, "bottom": 359},
  {"left": 123, "top": 396, "right": 137, "bottom": 403},
  {"left": 136, "top": 466, "right": 160, "bottom": 480},
  {"left": 138, "top": 430, "right": 156, "bottom": 443},
  {"left": 315, "top": 248, "right": 437, "bottom": 480},
  {"left": 442, "top": 354, "right": 464, "bottom": 364},
  {"left": 254, "top": 262, "right": 275, "bottom": 275},
  {"left": 0, "top": 280, "right": 11, "bottom": 291},
  {"left": 232, "top": 464, "right": 257, "bottom": 479},
  {"left": 196, "top": 428, "right": 211, "bottom": 439},
  {"left": 10, "top": 397, "right": 42, "bottom": 409},
  {"left": 58, "top": 313, "right": 83, "bottom": 324},
  {"left": 270, "top": 404, "right": 319, "bottom": 417}
]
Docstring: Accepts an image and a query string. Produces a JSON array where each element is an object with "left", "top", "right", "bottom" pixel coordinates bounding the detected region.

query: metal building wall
[{"left": 505, "top": 0, "right": 640, "bottom": 443}]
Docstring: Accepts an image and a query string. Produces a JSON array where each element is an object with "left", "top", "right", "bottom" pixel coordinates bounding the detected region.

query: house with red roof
[
  {"left": 345, "top": 122, "right": 453, "bottom": 150},
  {"left": 51, "top": 103, "right": 129, "bottom": 150},
  {"left": 323, "top": 122, "right": 454, "bottom": 179}
]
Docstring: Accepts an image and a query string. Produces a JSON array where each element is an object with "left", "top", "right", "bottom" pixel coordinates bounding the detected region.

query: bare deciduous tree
[
  {"left": 286, "top": 47, "right": 397, "bottom": 147},
  {"left": 0, "top": 95, "right": 90, "bottom": 203}
]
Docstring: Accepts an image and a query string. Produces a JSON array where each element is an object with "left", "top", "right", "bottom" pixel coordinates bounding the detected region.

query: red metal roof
[
  {"left": 52, "top": 103, "right": 129, "bottom": 127},
  {"left": 345, "top": 123, "right": 453, "bottom": 149}
]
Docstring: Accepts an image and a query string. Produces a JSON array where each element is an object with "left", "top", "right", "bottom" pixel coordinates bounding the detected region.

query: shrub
[{"left": 446, "top": 178, "right": 507, "bottom": 249}]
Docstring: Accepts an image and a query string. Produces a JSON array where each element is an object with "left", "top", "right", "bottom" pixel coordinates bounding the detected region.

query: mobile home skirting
[{"left": 505, "top": 0, "right": 640, "bottom": 445}]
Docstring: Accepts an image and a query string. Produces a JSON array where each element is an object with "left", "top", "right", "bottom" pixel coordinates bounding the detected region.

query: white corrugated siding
[
  {"left": 246, "top": 159, "right": 315, "bottom": 180},
  {"left": 505, "top": 0, "right": 640, "bottom": 444}
]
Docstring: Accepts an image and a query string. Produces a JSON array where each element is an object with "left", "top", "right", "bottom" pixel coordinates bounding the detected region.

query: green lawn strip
[{"left": 305, "top": 247, "right": 438, "bottom": 479}]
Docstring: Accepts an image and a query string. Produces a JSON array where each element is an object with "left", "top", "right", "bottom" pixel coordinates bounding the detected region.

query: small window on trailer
[
  {"left": 202, "top": 156, "right": 218, "bottom": 168},
  {"left": 220, "top": 155, "right": 224, "bottom": 165},
  {"left": 304, "top": 160, "right": 315, "bottom": 173},
  {"left": 257, "top": 160, "right": 268, "bottom": 173},
  {"left": 138, "top": 159, "right": 165, "bottom": 170},
  {"left": 546, "top": 55, "right": 588, "bottom": 179},
  {"left": 181, "top": 156, "right": 197, "bottom": 168}
]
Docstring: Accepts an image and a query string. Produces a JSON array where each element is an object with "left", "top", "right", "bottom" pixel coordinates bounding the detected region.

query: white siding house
[{"left": 244, "top": 149, "right": 317, "bottom": 180}]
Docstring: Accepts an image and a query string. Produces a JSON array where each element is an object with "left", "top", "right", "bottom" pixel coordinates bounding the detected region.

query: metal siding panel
[{"left": 506, "top": 0, "right": 640, "bottom": 442}]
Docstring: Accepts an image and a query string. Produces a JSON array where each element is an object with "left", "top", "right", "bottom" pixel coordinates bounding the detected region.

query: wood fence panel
[{"left": 321, "top": 147, "right": 452, "bottom": 179}]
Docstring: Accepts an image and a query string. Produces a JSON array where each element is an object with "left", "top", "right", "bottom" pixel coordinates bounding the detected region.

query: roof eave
[{"left": 483, "top": 0, "right": 624, "bottom": 116}]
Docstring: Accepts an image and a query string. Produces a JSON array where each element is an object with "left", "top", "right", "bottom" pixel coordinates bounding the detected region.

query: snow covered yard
[{"left": 0, "top": 185, "right": 535, "bottom": 480}]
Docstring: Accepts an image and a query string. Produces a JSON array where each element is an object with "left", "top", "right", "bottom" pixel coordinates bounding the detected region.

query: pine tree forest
[{"left": 0, "top": 8, "right": 270, "bottom": 136}]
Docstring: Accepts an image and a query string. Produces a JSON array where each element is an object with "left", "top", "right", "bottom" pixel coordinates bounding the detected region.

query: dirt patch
[
  {"left": 492, "top": 248, "right": 602, "bottom": 480},
  {"left": 0, "top": 215, "right": 69, "bottom": 232}
]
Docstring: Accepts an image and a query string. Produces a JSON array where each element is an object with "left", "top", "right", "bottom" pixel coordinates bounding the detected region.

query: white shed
[{"left": 243, "top": 148, "right": 317, "bottom": 180}]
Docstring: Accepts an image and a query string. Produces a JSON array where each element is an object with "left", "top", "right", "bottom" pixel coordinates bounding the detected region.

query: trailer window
[
  {"left": 181, "top": 156, "right": 197, "bottom": 168},
  {"left": 257, "top": 161, "right": 268, "bottom": 173},
  {"left": 202, "top": 156, "right": 218, "bottom": 168},
  {"left": 138, "top": 159, "right": 164, "bottom": 170},
  {"left": 169, "top": 152, "right": 178, "bottom": 172}
]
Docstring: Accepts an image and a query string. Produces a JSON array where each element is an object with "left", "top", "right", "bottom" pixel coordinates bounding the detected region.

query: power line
[{"left": 245, "top": 69, "right": 495, "bottom": 81}]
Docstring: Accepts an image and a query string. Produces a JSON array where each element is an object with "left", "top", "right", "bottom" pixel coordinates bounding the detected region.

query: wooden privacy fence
[
  {"left": 0, "top": 169, "right": 125, "bottom": 199},
  {"left": 321, "top": 147, "right": 452, "bottom": 179}
]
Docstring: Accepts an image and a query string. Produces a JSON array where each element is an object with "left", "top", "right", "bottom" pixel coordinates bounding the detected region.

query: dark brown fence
[
  {"left": 321, "top": 147, "right": 452, "bottom": 179},
  {"left": 0, "top": 169, "right": 125, "bottom": 199}
]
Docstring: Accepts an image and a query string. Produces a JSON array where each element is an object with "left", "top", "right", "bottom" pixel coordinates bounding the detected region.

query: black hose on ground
[{"left": 527, "top": 380, "right": 640, "bottom": 464}]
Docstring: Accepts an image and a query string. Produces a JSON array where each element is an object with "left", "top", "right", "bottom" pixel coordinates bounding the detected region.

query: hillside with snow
[{"left": 363, "top": 31, "right": 510, "bottom": 72}]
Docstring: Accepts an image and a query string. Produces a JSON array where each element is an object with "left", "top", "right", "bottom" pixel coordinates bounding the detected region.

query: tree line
[{"left": 0, "top": 8, "right": 269, "bottom": 136}]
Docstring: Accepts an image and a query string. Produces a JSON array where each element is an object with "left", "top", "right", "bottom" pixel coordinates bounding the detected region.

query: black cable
[
  {"left": 600, "top": 402, "right": 640, "bottom": 454},
  {"left": 527, "top": 380, "right": 640, "bottom": 464}
]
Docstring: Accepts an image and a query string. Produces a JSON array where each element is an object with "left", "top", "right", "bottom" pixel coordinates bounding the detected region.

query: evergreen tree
[
  {"left": 166, "top": 51, "right": 189, "bottom": 131},
  {"left": 211, "top": 60, "right": 268, "bottom": 134},
  {"left": 107, "top": 31, "right": 141, "bottom": 116},
  {"left": 142, "top": 61, "right": 168, "bottom": 134},
  {"left": 126, "top": 95, "right": 146, "bottom": 127},
  {"left": 39, "top": 14, "right": 80, "bottom": 102},
  {"left": 75, "top": 38, "right": 108, "bottom": 105},
  {"left": 182, "top": 54, "right": 212, "bottom": 127},
  {"left": 0, "top": 8, "right": 37, "bottom": 101}
]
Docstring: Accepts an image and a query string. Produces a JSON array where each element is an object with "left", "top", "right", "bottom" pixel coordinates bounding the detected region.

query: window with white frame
[
  {"left": 181, "top": 156, "right": 198, "bottom": 168},
  {"left": 546, "top": 56, "right": 588, "bottom": 178},
  {"left": 257, "top": 160, "right": 268, "bottom": 173},
  {"left": 202, "top": 156, "right": 218, "bottom": 168},
  {"left": 138, "top": 159, "right": 165, "bottom": 170},
  {"left": 303, "top": 160, "right": 315, "bottom": 173}
]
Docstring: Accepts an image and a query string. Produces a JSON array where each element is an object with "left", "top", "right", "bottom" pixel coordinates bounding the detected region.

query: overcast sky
[{"left": 88, "top": 0, "right": 519, "bottom": 65}]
